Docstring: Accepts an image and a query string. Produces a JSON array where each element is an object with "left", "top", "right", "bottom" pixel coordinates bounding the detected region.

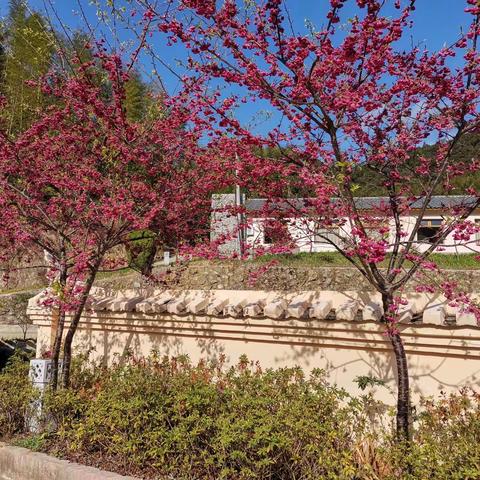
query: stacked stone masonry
[{"left": 153, "top": 262, "right": 480, "bottom": 293}]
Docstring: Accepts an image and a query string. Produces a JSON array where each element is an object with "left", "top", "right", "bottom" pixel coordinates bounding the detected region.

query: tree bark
[
  {"left": 51, "top": 255, "right": 67, "bottom": 391},
  {"left": 51, "top": 308, "right": 65, "bottom": 390},
  {"left": 390, "top": 331, "right": 411, "bottom": 441},
  {"left": 61, "top": 258, "right": 102, "bottom": 388},
  {"left": 382, "top": 293, "right": 412, "bottom": 442}
]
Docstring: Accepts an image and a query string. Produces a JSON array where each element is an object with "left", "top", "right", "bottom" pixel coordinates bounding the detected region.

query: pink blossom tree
[
  {"left": 0, "top": 53, "right": 232, "bottom": 388},
  {"left": 128, "top": 0, "right": 480, "bottom": 440}
]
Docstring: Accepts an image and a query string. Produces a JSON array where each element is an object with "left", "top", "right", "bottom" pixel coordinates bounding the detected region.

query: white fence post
[
  {"left": 28, "top": 359, "right": 61, "bottom": 432},
  {"left": 163, "top": 251, "right": 170, "bottom": 266}
]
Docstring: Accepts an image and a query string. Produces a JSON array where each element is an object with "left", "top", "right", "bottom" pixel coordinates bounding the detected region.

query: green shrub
[
  {"left": 125, "top": 229, "right": 157, "bottom": 275},
  {"left": 45, "top": 355, "right": 362, "bottom": 479},
  {"left": 4, "top": 354, "right": 480, "bottom": 479},
  {"left": 13, "top": 433, "right": 46, "bottom": 451},
  {"left": 384, "top": 389, "right": 480, "bottom": 479},
  {"left": 0, "top": 355, "right": 37, "bottom": 438}
]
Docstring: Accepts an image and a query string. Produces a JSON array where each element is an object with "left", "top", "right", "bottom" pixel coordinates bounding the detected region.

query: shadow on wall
[
  {"left": 28, "top": 286, "right": 480, "bottom": 404},
  {"left": 68, "top": 323, "right": 480, "bottom": 405}
]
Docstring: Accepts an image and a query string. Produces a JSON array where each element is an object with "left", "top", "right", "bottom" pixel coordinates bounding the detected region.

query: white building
[{"left": 212, "top": 195, "right": 480, "bottom": 255}]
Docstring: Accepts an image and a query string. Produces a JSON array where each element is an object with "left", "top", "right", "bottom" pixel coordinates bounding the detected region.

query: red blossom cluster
[
  {"left": 0, "top": 53, "right": 235, "bottom": 386},
  {"left": 141, "top": 0, "right": 480, "bottom": 309}
]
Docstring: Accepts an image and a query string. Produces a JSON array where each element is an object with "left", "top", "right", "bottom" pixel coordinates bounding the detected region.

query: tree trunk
[
  {"left": 61, "top": 258, "right": 101, "bottom": 388},
  {"left": 382, "top": 293, "right": 412, "bottom": 442},
  {"left": 51, "top": 257, "right": 67, "bottom": 391},
  {"left": 51, "top": 308, "right": 65, "bottom": 390},
  {"left": 390, "top": 331, "right": 411, "bottom": 441}
]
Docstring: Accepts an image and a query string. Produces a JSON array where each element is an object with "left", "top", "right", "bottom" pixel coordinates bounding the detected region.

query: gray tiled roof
[{"left": 245, "top": 196, "right": 479, "bottom": 212}]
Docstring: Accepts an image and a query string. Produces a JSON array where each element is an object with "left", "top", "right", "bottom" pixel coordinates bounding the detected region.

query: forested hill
[
  {"left": 244, "top": 137, "right": 480, "bottom": 198},
  {"left": 352, "top": 133, "right": 480, "bottom": 197}
]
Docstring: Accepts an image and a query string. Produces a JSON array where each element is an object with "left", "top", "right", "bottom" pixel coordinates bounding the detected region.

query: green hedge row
[{"left": 1, "top": 355, "right": 480, "bottom": 479}]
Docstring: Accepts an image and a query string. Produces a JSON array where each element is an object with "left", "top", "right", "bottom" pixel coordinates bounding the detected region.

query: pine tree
[
  {"left": 2, "top": 0, "right": 54, "bottom": 135},
  {"left": 124, "top": 70, "right": 148, "bottom": 122}
]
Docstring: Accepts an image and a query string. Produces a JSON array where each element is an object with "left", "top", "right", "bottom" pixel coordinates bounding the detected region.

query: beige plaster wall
[{"left": 31, "top": 306, "right": 480, "bottom": 406}]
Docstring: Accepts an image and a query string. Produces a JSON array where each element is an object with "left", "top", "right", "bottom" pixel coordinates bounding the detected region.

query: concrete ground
[
  {"left": 0, "top": 443, "right": 139, "bottom": 479},
  {"left": 0, "top": 325, "right": 37, "bottom": 341}
]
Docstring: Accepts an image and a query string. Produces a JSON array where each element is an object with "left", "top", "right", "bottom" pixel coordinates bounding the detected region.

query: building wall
[
  {"left": 31, "top": 311, "right": 480, "bottom": 406},
  {"left": 247, "top": 211, "right": 480, "bottom": 254},
  {"left": 210, "top": 194, "right": 243, "bottom": 256}
]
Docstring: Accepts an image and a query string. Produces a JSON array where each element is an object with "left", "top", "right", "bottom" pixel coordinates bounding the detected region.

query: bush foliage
[
  {"left": 394, "top": 390, "right": 480, "bottom": 480},
  {"left": 124, "top": 229, "right": 158, "bottom": 275},
  {"left": 0, "top": 355, "right": 38, "bottom": 438},
  {"left": 45, "top": 355, "right": 362, "bottom": 479},
  {"left": 1, "top": 354, "right": 480, "bottom": 479}
]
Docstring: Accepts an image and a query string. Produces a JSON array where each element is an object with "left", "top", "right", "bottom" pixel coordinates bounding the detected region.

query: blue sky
[
  {"left": 0, "top": 0, "right": 474, "bottom": 134},
  {"left": 3, "top": 0, "right": 469, "bottom": 54}
]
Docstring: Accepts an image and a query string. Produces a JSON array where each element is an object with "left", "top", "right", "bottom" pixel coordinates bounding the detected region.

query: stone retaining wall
[
  {"left": 5, "top": 261, "right": 480, "bottom": 296},
  {"left": 0, "top": 292, "right": 35, "bottom": 325},
  {"left": 168, "top": 263, "right": 374, "bottom": 291},
  {"left": 154, "top": 261, "right": 480, "bottom": 292},
  {"left": 0, "top": 257, "right": 46, "bottom": 292}
]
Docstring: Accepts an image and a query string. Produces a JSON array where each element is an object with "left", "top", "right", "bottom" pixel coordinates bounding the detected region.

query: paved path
[
  {"left": 0, "top": 443, "right": 140, "bottom": 479},
  {"left": 0, "top": 325, "right": 37, "bottom": 341}
]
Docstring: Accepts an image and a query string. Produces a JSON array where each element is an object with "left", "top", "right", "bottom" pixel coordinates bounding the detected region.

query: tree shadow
[{"left": 59, "top": 288, "right": 480, "bottom": 404}]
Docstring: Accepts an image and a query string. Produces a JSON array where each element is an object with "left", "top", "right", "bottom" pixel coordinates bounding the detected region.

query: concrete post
[
  {"left": 28, "top": 359, "right": 61, "bottom": 432},
  {"left": 163, "top": 251, "right": 170, "bottom": 266}
]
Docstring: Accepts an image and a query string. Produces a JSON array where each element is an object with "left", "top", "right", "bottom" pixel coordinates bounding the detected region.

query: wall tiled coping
[
  {"left": 27, "top": 288, "right": 480, "bottom": 404},
  {"left": 27, "top": 288, "right": 480, "bottom": 327}
]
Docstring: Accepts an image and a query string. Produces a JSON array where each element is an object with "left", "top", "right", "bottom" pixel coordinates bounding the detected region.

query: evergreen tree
[
  {"left": 0, "top": 32, "right": 6, "bottom": 95},
  {"left": 69, "top": 30, "right": 94, "bottom": 64},
  {"left": 124, "top": 70, "right": 167, "bottom": 124},
  {"left": 124, "top": 70, "right": 148, "bottom": 122},
  {"left": 2, "top": 0, "right": 54, "bottom": 135}
]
